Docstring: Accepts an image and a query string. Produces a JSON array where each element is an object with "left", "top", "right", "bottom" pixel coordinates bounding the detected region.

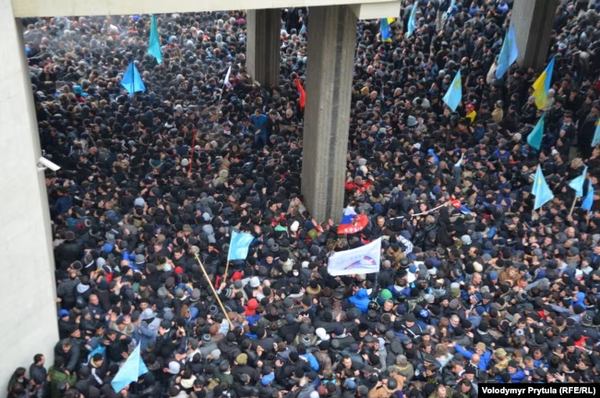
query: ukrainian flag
[
  {"left": 380, "top": 18, "right": 395, "bottom": 42},
  {"left": 532, "top": 56, "right": 555, "bottom": 110}
]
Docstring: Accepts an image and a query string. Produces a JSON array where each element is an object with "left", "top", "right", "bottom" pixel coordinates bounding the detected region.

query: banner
[
  {"left": 337, "top": 206, "right": 369, "bottom": 235},
  {"left": 327, "top": 238, "right": 382, "bottom": 276}
]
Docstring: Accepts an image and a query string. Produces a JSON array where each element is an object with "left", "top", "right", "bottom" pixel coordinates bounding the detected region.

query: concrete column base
[
  {"left": 246, "top": 9, "right": 281, "bottom": 88},
  {"left": 513, "top": 0, "right": 559, "bottom": 70},
  {"left": 301, "top": 5, "right": 357, "bottom": 222}
]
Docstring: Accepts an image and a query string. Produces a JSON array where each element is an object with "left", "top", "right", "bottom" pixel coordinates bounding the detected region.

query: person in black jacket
[
  {"left": 578, "top": 104, "right": 600, "bottom": 158},
  {"left": 54, "top": 339, "right": 81, "bottom": 374},
  {"left": 104, "top": 329, "right": 131, "bottom": 364},
  {"left": 29, "top": 354, "right": 47, "bottom": 398},
  {"left": 54, "top": 231, "right": 84, "bottom": 271}
]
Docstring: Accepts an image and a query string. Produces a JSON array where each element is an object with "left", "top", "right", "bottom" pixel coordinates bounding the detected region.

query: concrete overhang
[
  {"left": 12, "top": 0, "right": 400, "bottom": 19},
  {"left": 349, "top": 1, "right": 400, "bottom": 19}
]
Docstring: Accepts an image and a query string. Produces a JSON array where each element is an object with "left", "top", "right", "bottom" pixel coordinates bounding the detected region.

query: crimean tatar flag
[
  {"left": 526, "top": 114, "right": 545, "bottom": 151},
  {"left": 111, "top": 344, "right": 148, "bottom": 392},
  {"left": 568, "top": 166, "right": 588, "bottom": 198},
  {"left": 227, "top": 230, "right": 254, "bottom": 261},
  {"left": 443, "top": 70, "right": 462, "bottom": 112},
  {"left": 406, "top": 4, "right": 417, "bottom": 37},
  {"left": 120, "top": 62, "right": 146, "bottom": 95},
  {"left": 147, "top": 15, "right": 162, "bottom": 64},
  {"left": 495, "top": 24, "right": 518, "bottom": 79},
  {"left": 531, "top": 165, "right": 554, "bottom": 210}
]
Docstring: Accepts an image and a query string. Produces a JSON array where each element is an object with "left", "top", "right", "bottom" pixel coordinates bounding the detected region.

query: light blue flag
[
  {"left": 227, "top": 230, "right": 254, "bottom": 261},
  {"left": 147, "top": 15, "right": 162, "bottom": 64},
  {"left": 495, "top": 24, "right": 518, "bottom": 79},
  {"left": 86, "top": 345, "right": 105, "bottom": 365},
  {"left": 442, "top": 0, "right": 455, "bottom": 23},
  {"left": 111, "top": 344, "right": 148, "bottom": 392},
  {"left": 582, "top": 184, "right": 595, "bottom": 212},
  {"left": 592, "top": 119, "right": 600, "bottom": 147},
  {"left": 568, "top": 166, "right": 588, "bottom": 197},
  {"left": 120, "top": 62, "right": 146, "bottom": 95},
  {"left": 446, "top": 0, "right": 456, "bottom": 16},
  {"left": 406, "top": 3, "right": 417, "bottom": 37},
  {"left": 526, "top": 114, "right": 545, "bottom": 150},
  {"left": 443, "top": 70, "right": 462, "bottom": 112},
  {"left": 531, "top": 165, "right": 554, "bottom": 210}
]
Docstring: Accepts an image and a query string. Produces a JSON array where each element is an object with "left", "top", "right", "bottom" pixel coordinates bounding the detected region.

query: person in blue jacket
[
  {"left": 496, "top": 360, "right": 527, "bottom": 383},
  {"left": 452, "top": 342, "right": 492, "bottom": 372},
  {"left": 348, "top": 288, "right": 370, "bottom": 313}
]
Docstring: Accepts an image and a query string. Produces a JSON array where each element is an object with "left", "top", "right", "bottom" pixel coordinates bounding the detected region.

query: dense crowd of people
[{"left": 7, "top": 0, "right": 600, "bottom": 397}]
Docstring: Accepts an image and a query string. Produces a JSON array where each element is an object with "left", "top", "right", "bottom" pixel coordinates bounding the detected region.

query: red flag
[{"left": 295, "top": 78, "right": 306, "bottom": 111}]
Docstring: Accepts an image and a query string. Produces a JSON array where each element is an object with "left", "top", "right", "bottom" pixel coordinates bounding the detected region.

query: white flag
[
  {"left": 224, "top": 65, "right": 232, "bottom": 88},
  {"left": 327, "top": 238, "right": 382, "bottom": 276}
]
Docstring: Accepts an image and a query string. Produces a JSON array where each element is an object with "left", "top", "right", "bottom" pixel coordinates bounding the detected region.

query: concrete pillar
[
  {"left": 0, "top": 0, "right": 59, "bottom": 391},
  {"left": 246, "top": 9, "right": 281, "bottom": 88},
  {"left": 512, "top": 0, "right": 559, "bottom": 70},
  {"left": 301, "top": 5, "right": 357, "bottom": 222}
]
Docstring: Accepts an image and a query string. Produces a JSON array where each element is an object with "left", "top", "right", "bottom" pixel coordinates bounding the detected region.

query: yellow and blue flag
[
  {"left": 111, "top": 344, "right": 148, "bottom": 392},
  {"left": 380, "top": 18, "right": 394, "bottom": 42},
  {"left": 228, "top": 230, "right": 255, "bottom": 261},
  {"left": 407, "top": 4, "right": 417, "bottom": 37},
  {"left": 147, "top": 15, "right": 162, "bottom": 64},
  {"left": 526, "top": 114, "right": 544, "bottom": 151},
  {"left": 443, "top": 70, "right": 462, "bottom": 112},
  {"left": 495, "top": 24, "right": 518, "bottom": 79},
  {"left": 120, "top": 62, "right": 146, "bottom": 95},
  {"left": 531, "top": 165, "right": 554, "bottom": 210},
  {"left": 532, "top": 56, "right": 555, "bottom": 110},
  {"left": 568, "top": 166, "right": 588, "bottom": 197},
  {"left": 582, "top": 184, "right": 595, "bottom": 212}
]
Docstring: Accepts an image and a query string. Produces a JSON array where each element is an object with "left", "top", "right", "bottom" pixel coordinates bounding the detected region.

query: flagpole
[
  {"left": 371, "top": 271, "right": 380, "bottom": 300},
  {"left": 410, "top": 201, "right": 450, "bottom": 217},
  {"left": 216, "top": 64, "right": 231, "bottom": 115},
  {"left": 223, "top": 261, "right": 230, "bottom": 284},
  {"left": 193, "top": 253, "right": 233, "bottom": 329},
  {"left": 188, "top": 128, "right": 197, "bottom": 177},
  {"left": 388, "top": 200, "right": 451, "bottom": 221},
  {"left": 568, "top": 195, "right": 579, "bottom": 217},
  {"left": 131, "top": 61, "right": 135, "bottom": 95}
]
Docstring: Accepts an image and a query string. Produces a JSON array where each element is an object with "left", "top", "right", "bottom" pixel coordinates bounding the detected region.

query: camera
[{"left": 37, "top": 156, "right": 61, "bottom": 172}]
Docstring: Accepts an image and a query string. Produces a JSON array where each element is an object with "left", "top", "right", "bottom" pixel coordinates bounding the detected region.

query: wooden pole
[
  {"left": 223, "top": 261, "right": 230, "bottom": 285},
  {"left": 193, "top": 254, "right": 233, "bottom": 329},
  {"left": 188, "top": 128, "right": 197, "bottom": 177},
  {"left": 568, "top": 195, "right": 579, "bottom": 217}
]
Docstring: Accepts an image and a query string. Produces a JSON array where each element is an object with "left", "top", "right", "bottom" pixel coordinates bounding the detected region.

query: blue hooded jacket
[
  {"left": 454, "top": 344, "right": 492, "bottom": 372},
  {"left": 348, "top": 289, "right": 370, "bottom": 313}
]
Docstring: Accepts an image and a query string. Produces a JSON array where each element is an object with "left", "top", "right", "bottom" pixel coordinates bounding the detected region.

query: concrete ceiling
[{"left": 12, "top": 0, "right": 400, "bottom": 19}]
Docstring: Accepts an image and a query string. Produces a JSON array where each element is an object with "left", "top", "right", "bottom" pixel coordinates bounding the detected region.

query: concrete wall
[{"left": 0, "top": 0, "right": 59, "bottom": 391}]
